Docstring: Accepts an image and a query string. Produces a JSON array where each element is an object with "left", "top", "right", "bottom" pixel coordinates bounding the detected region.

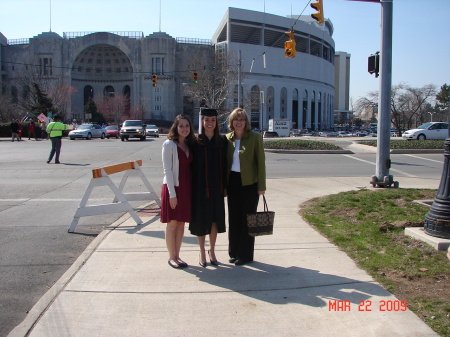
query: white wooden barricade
[{"left": 68, "top": 160, "right": 160, "bottom": 233}]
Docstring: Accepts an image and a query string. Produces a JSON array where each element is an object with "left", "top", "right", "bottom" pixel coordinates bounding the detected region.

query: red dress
[{"left": 160, "top": 146, "right": 192, "bottom": 223}]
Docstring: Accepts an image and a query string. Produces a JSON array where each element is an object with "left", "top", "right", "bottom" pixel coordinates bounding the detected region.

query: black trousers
[
  {"left": 227, "top": 171, "right": 259, "bottom": 262},
  {"left": 48, "top": 137, "right": 62, "bottom": 162}
]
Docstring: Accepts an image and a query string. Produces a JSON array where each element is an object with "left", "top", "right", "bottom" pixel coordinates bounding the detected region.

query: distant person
[
  {"left": 160, "top": 114, "right": 196, "bottom": 269},
  {"left": 10, "top": 119, "right": 19, "bottom": 142},
  {"left": 226, "top": 108, "right": 266, "bottom": 266},
  {"left": 17, "top": 121, "right": 23, "bottom": 141},
  {"left": 28, "top": 120, "right": 36, "bottom": 140},
  {"left": 189, "top": 108, "right": 227, "bottom": 267},
  {"left": 40, "top": 121, "right": 48, "bottom": 140},
  {"left": 46, "top": 115, "right": 68, "bottom": 164}
]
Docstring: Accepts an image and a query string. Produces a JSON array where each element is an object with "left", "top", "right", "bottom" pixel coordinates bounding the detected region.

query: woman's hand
[
  {"left": 169, "top": 197, "right": 177, "bottom": 209},
  {"left": 258, "top": 190, "right": 265, "bottom": 196}
]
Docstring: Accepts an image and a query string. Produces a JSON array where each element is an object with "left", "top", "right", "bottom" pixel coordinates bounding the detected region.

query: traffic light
[
  {"left": 311, "top": 0, "right": 324, "bottom": 24},
  {"left": 193, "top": 72, "right": 198, "bottom": 83},
  {"left": 152, "top": 74, "right": 158, "bottom": 87},
  {"left": 368, "top": 52, "right": 379, "bottom": 77},
  {"left": 284, "top": 30, "right": 296, "bottom": 58}
]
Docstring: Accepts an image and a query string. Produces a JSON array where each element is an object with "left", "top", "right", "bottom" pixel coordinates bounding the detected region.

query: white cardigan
[{"left": 162, "top": 140, "right": 179, "bottom": 198}]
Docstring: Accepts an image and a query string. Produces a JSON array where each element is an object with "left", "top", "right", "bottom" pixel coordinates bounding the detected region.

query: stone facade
[{"left": 1, "top": 7, "right": 338, "bottom": 130}]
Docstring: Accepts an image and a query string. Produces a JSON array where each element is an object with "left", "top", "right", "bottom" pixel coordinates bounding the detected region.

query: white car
[
  {"left": 145, "top": 124, "right": 159, "bottom": 137},
  {"left": 402, "top": 122, "right": 449, "bottom": 140},
  {"left": 69, "top": 124, "right": 106, "bottom": 140}
]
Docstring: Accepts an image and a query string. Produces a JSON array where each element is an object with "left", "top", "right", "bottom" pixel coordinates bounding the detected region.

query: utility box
[{"left": 268, "top": 119, "right": 291, "bottom": 137}]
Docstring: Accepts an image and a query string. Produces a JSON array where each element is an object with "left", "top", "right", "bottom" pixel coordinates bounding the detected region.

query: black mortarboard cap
[{"left": 200, "top": 108, "right": 218, "bottom": 117}]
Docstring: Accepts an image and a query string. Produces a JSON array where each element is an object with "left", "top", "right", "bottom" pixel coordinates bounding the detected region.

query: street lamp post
[{"left": 424, "top": 96, "right": 450, "bottom": 239}]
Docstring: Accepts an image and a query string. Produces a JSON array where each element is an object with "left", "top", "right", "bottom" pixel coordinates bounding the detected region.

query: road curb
[
  {"left": 390, "top": 149, "right": 443, "bottom": 154},
  {"left": 7, "top": 214, "right": 131, "bottom": 337},
  {"left": 265, "top": 149, "right": 354, "bottom": 154}
]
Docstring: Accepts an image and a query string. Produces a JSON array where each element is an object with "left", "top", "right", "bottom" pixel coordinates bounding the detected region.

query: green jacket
[
  {"left": 226, "top": 130, "right": 266, "bottom": 191},
  {"left": 46, "top": 121, "right": 68, "bottom": 138}
]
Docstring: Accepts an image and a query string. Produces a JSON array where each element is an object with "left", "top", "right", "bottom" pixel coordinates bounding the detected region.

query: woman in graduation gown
[{"left": 189, "top": 108, "right": 227, "bottom": 267}]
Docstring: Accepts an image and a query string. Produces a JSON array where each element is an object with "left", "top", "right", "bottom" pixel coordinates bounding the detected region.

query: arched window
[
  {"left": 104, "top": 85, "right": 115, "bottom": 97},
  {"left": 302, "top": 90, "right": 308, "bottom": 129},
  {"left": 280, "top": 87, "right": 287, "bottom": 118},
  {"left": 84, "top": 86, "right": 94, "bottom": 106},
  {"left": 266, "top": 86, "right": 274, "bottom": 120},
  {"left": 292, "top": 89, "right": 299, "bottom": 129},
  {"left": 317, "top": 92, "right": 322, "bottom": 130},
  {"left": 123, "top": 85, "right": 131, "bottom": 113},
  {"left": 250, "top": 85, "right": 260, "bottom": 129},
  {"left": 311, "top": 91, "right": 316, "bottom": 130}
]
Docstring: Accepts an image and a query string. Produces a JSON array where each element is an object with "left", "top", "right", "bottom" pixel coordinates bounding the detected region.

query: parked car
[
  {"left": 120, "top": 120, "right": 146, "bottom": 141},
  {"left": 338, "top": 131, "right": 352, "bottom": 137},
  {"left": 145, "top": 124, "right": 159, "bottom": 138},
  {"left": 105, "top": 125, "right": 119, "bottom": 139},
  {"left": 263, "top": 131, "right": 278, "bottom": 138},
  {"left": 69, "top": 124, "right": 106, "bottom": 140},
  {"left": 402, "top": 122, "right": 449, "bottom": 140},
  {"left": 390, "top": 128, "right": 399, "bottom": 137},
  {"left": 290, "top": 129, "right": 301, "bottom": 137},
  {"left": 320, "top": 131, "right": 339, "bottom": 137}
]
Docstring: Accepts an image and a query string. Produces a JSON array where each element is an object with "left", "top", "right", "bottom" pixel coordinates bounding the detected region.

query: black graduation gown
[{"left": 189, "top": 135, "right": 227, "bottom": 236}]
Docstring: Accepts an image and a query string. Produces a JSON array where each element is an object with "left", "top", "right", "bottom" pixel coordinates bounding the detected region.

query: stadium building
[{"left": 0, "top": 7, "right": 339, "bottom": 130}]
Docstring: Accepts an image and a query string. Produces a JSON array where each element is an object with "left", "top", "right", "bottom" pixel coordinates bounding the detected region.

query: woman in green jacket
[{"left": 226, "top": 108, "right": 266, "bottom": 265}]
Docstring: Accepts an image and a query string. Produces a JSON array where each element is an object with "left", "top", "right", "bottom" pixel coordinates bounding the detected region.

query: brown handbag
[{"left": 247, "top": 195, "right": 274, "bottom": 237}]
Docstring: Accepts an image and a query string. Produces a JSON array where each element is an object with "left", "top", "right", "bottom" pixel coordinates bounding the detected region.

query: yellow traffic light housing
[
  {"left": 193, "top": 72, "right": 198, "bottom": 83},
  {"left": 284, "top": 30, "right": 297, "bottom": 58},
  {"left": 311, "top": 0, "right": 325, "bottom": 24},
  {"left": 152, "top": 74, "right": 158, "bottom": 87}
]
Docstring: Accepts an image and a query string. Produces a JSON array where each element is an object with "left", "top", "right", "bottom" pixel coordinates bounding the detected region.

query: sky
[{"left": 1, "top": 0, "right": 449, "bottom": 104}]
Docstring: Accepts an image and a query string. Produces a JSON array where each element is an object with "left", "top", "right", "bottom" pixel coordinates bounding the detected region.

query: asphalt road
[{"left": 0, "top": 136, "right": 445, "bottom": 336}]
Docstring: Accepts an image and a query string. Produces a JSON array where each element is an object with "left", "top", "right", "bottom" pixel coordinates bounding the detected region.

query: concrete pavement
[{"left": 9, "top": 176, "right": 440, "bottom": 337}]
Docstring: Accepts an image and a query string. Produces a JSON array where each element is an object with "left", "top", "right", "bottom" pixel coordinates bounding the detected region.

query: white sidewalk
[{"left": 9, "top": 177, "right": 439, "bottom": 337}]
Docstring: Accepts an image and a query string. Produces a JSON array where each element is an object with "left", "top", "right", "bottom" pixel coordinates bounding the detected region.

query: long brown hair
[
  {"left": 197, "top": 115, "right": 222, "bottom": 147},
  {"left": 168, "top": 114, "right": 196, "bottom": 145}
]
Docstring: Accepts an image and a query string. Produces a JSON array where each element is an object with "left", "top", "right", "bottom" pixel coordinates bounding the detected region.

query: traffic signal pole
[{"left": 370, "top": 0, "right": 398, "bottom": 188}]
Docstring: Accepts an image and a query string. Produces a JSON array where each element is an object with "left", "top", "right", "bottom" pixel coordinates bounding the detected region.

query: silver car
[
  {"left": 145, "top": 124, "right": 160, "bottom": 137},
  {"left": 402, "top": 122, "right": 449, "bottom": 140},
  {"left": 69, "top": 124, "right": 106, "bottom": 140}
]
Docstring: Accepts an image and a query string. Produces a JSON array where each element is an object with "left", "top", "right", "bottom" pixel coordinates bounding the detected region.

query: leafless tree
[
  {"left": 94, "top": 93, "right": 130, "bottom": 124},
  {"left": 0, "top": 94, "right": 20, "bottom": 122},
  {"left": 12, "top": 59, "right": 76, "bottom": 120},
  {"left": 183, "top": 50, "right": 239, "bottom": 120},
  {"left": 355, "top": 83, "right": 437, "bottom": 131}
]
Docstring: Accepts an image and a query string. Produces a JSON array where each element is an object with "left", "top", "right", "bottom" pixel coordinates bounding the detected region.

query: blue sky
[{"left": 1, "top": 0, "right": 449, "bottom": 103}]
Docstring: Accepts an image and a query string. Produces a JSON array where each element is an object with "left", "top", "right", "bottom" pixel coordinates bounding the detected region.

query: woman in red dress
[{"left": 161, "top": 115, "right": 196, "bottom": 269}]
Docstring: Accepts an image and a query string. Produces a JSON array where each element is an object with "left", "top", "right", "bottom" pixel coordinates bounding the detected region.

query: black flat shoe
[
  {"left": 234, "top": 259, "right": 251, "bottom": 266},
  {"left": 208, "top": 250, "right": 219, "bottom": 266},
  {"left": 168, "top": 260, "right": 180, "bottom": 269},
  {"left": 229, "top": 258, "right": 237, "bottom": 263}
]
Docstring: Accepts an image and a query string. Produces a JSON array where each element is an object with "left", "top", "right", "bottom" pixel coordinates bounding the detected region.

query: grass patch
[
  {"left": 264, "top": 139, "right": 342, "bottom": 150},
  {"left": 358, "top": 140, "right": 445, "bottom": 149},
  {"left": 300, "top": 188, "right": 450, "bottom": 337}
]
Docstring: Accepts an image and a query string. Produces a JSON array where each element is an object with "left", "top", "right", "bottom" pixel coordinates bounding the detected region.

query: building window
[
  {"left": 39, "top": 57, "right": 53, "bottom": 76},
  {"left": 152, "top": 57, "right": 165, "bottom": 75}
]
